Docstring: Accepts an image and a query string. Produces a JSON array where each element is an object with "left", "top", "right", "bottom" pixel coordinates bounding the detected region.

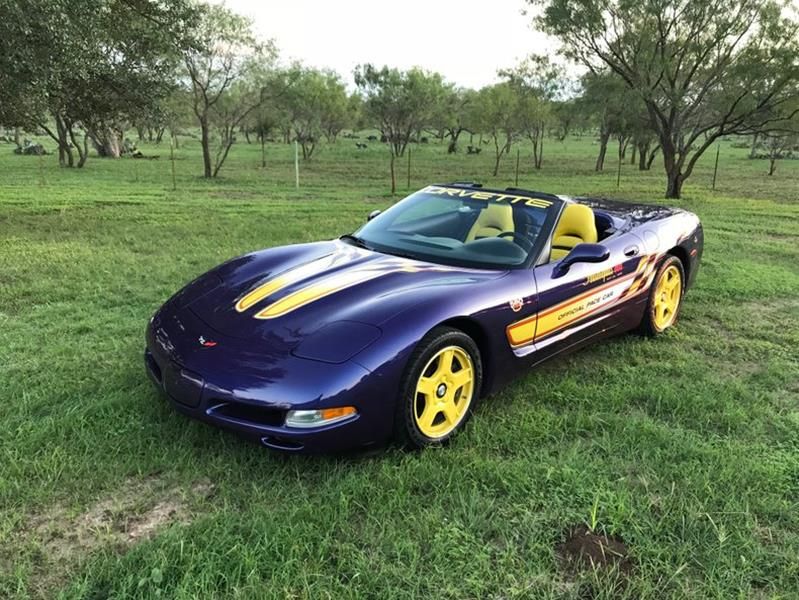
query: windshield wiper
[{"left": 339, "top": 234, "right": 374, "bottom": 250}]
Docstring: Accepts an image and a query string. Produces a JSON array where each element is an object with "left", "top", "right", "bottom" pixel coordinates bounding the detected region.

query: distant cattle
[
  {"left": 367, "top": 135, "right": 378, "bottom": 141},
  {"left": 14, "top": 142, "right": 47, "bottom": 156},
  {"left": 420, "top": 137, "right": 429, "bottom": 144},
  {"left": 355, "top": 142, "right": 368, "bottom": 150},
  {"left": 467, "top": 145, "right": 482, "bottom": 155}
]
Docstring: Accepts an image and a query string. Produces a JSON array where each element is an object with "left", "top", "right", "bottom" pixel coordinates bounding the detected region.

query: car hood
[{"left": 181, "top": 240, "right": 505, "bottom": 341}]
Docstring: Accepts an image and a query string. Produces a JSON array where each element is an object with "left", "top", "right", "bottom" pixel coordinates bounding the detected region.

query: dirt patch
[
  {"left": 15, "top": 476, "right": 215, "bottom": 596},
  {"left": 31, "top": 476, "right": 214, "bottom": 558},
  {"left": 557, "top": 525, "right": 633, "bottom": 575}
]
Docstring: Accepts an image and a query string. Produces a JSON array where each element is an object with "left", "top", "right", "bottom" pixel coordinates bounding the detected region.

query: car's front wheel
[
  {"left": 639, "top": 255, "right": 685, "bottom": 336},
  {"left": 395, "top": 326, "right": 482, "bottom": 448}
]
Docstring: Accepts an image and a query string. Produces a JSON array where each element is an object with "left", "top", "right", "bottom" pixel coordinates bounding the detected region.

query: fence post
[
  {"left": 712, "top": 143, "right": 720, "bottom": 191},
  {"left": 38, "top": 151, "right": 45, "bottom": 187},
  {"left": 294, "top": 140, "right": 299, "bottom": 189},
  {"left": 407, "top": 145, "right": 411, "bottom": 189},
  {"left": 170, "top": 136, "right": 177, "bottom": 191},
  {"left": 390, "top": 152, "right": 396, "bottom": 195}
]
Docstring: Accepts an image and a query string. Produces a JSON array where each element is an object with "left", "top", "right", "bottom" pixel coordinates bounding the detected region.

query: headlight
[{"left": 284, "top": 406, "right": 357, "bottom": 428}]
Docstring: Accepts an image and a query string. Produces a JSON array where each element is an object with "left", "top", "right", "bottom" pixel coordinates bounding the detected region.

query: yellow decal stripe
[
  {"left": 506, "top": 315, "right": 537, "bottom": 347},
  {"left": 234, "top": 254, "right": 345, "bottom": 313},
  {"left": 507, "top": 273, "right": 637, "bottom": 348},
  {"left": 254, "top": 269, "right": 384, "bottom": 319}
]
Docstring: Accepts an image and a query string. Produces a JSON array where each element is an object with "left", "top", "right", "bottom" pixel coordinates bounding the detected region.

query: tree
[
  {"left": 184, "top": 4, "right": 277, "bottom": 177},
  {"left": 578, "top": 71, "right": 633, "bottom": 171},
  {"left": 355, "top": 65, "right": 448, "bottom": 192},
  {"left": 0, "top": 0, "right": 197, "bottom": 167},
  {"left": 278, "top": 67, "right": 347, "bottom": 159},
  {"left": 355, "top": 64, "right": 448, "bottom": 157},
  {"left": 431, "top": 87, "right": 475, "bottom": 153},
  {"left": 502, "top": 55, "right": 564, "bottom": 169},
  {"left": 475, "top": 83, "right": 520, "bottom": 176},
  {"left": 319, "top": 73, "right": 350, "bottom": 143},
  {"left": 754, "top": 103, "right": 799, "bottom": 175},
  {"left": 533, "top": 0, "right": 799, "bottom": 198}
]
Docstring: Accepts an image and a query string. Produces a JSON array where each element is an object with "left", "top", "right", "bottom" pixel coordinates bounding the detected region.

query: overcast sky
[{"left": 222, "top": 0, "right": 556, "bottom": 88}]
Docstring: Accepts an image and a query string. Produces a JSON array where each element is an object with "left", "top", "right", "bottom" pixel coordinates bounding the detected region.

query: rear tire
[
  {"left": 394, "top": 326, "right": 482, "bottom": 449},
  {"left": 638, "top": 255, "right": 685, "bottom": 336}
]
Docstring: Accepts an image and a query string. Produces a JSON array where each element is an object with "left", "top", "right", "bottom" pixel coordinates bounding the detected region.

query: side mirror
[
  {"left": 367, "top": 209, "right": 381, "bottom": 222},
  {"left": 553, "top": 243, "right": 609, "bottom": 278}
]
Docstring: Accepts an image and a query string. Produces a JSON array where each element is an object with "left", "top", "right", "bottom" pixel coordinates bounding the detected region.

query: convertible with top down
[{"left": 145, "top": 183, "right": 703, "bottom": 452}]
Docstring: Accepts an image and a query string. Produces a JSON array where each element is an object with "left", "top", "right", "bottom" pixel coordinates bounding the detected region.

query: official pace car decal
[
  {"left": 506, "top": 253, "right": 662, "bottom": 349},
  {"left": 235, "top": 246, "right": 456, "bottom": 320}
]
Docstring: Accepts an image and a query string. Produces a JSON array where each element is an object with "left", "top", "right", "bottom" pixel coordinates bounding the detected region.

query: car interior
[{"left": 372, "top": 192, "right": 623, "bottom": 268}]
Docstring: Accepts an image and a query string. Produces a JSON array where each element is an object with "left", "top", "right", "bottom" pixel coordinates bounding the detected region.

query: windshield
[{"left": 353, "top": 185, "right": 559, "bottom": 269}]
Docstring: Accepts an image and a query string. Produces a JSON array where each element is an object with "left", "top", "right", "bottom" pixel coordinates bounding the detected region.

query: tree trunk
[
  {"left": 595, "top": 131, "right": 609, "bottom": 171},
  {"left": 637, "top": 142, "right": 648, "bottom": 170},
  {"left": 534, "top": 133, "right": 543, "bottom": 169},
  {"left": 768, "top": 157, "right": 776, "bottom": 176},
  {"left": 665, "top": 170, "right": 683, "bottom": 199},
  {"left": 492, "top": 136, "right": 502, "bottom": 177},
  {"left": 213, "top": 138, "right": 234, "bottom": 177},
  {"left": 13, "top": 127, "right": 20, "bottom": 146},
  {"left": 91, "top": 128, "right": 122, "bottom": 158},
  {"left": 200, "top": 118, "right": 212, "bottom": 178},
  {"left": 630, "top": 145, "right": 637, "bottom": 165},
  {"left": 646, "top": 146, "right": 659, "bottom": 170},
  {"left": 68, "top": 125, "right": 89, "bottom": 168},
  {"left": 749, "top": 132, "right": 759, "bottom": 159},
  {"left": 54, "top": 114, "right": 74, "bottom": 167},
  {"left": 261, "top": 135, "right": 266, "bottom": 168}
]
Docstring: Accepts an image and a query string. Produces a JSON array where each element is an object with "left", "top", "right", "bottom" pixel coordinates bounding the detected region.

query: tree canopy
[{"left": 532, "top": 0, "right": 799, "bottom": 197}]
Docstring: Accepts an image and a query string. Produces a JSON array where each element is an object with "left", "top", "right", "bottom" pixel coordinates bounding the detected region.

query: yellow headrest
[
  {"left": 466, "top": 203, "right": 514, "bottom": 242},
  {"left": 550, "top": 203, "right": 598, "bottom": 260}
]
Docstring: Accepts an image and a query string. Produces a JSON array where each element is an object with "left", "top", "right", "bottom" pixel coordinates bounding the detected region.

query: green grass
[{"left": 1, "top": 134, "right": 798, "bottom": 599}]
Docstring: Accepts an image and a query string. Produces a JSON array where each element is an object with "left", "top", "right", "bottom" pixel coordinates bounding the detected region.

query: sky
[{"left": 222, "top": 0, "right": 556, "bottom": 89}]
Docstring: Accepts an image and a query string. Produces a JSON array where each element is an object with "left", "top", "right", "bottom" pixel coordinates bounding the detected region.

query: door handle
[{"left": 624, "top": 245, "right": 639, "bottom": 257}]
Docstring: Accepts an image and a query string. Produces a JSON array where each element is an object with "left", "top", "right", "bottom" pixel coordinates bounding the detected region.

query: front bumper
[{"left": 144, "top": 308, "right": 394, "bottom": 453}]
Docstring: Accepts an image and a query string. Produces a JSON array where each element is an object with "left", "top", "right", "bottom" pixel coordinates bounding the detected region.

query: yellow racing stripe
[{"left": 254, "top": 269, "right": 385, "bottom": 319}]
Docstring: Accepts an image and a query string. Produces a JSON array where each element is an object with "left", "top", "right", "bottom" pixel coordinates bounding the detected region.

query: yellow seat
[
  {"left": 466, "top": 203, "right": 514, "bottom": 242},
  {"left": 550, "top": 203, "right": 597, "bottom": 260}
]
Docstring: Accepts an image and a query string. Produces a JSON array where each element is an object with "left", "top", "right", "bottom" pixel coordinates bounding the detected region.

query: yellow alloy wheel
[
  {"left": 414, "top": 346, "right": 475, "bottom": 439},
  {"left": 653, "top": 264, "right": 682, "bottom": 331}
]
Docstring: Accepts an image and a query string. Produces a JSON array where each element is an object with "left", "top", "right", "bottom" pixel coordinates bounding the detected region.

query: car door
[{"left": 527, "top": 232, "right": 647, "bottom": 362}]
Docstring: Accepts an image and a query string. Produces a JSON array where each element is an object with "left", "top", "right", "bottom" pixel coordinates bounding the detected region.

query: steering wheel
[{"left": 497, "top": 231, "right": 534, "bottom": 252}]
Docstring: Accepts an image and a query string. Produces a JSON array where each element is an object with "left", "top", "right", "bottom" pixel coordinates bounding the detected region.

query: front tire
[
  {"left": 638, "top": 255, "right": 685, "bottom": 336},
  {"left": 394, "top": 326, "right": 482, "bottom": 448}
]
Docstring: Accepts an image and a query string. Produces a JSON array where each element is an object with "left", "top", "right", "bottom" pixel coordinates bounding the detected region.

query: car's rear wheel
[
  {"left": 639, "top": 255, "right": 685, "bottom": 336},
  {"left": 395, "top": 326, "right": 482, "bottom": 448}
]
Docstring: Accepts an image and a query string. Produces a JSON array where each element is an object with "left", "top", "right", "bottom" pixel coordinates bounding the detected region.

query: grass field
[{"left": 1, "top": 134, "right": 798, "bottom": 599}]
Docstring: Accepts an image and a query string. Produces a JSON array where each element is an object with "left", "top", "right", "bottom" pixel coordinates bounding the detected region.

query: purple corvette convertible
[{"left": 145, "top": 183, "right": 702, "bottom": 452}]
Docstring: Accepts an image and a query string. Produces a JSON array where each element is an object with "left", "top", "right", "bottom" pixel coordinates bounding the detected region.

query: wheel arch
[
  {"left": 666, "top": 245, "right": 690, "bottom": 282},
  {"left": 439, "top": 316, "right": 493, "bottom": 397}
]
